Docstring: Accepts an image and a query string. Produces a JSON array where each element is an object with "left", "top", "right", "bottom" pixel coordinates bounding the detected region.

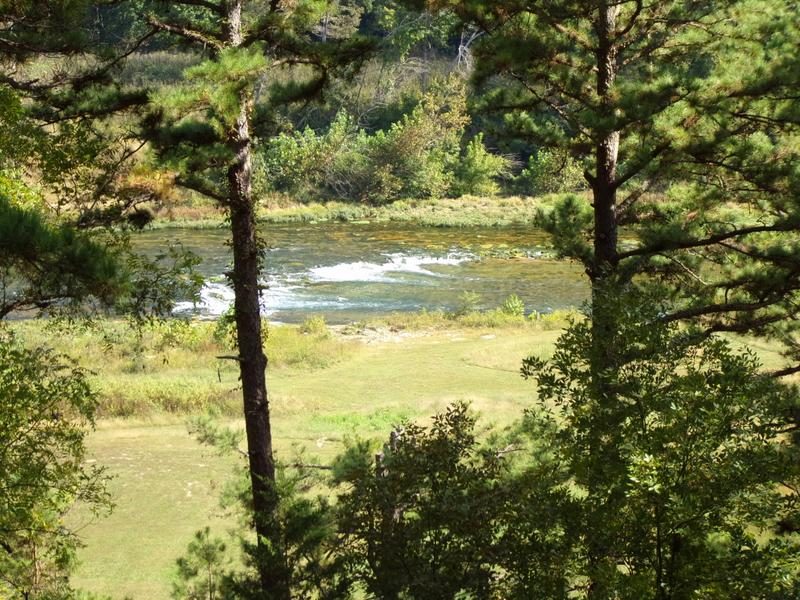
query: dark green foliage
[
  {"left": 522, "top": 296, "right": 800, "bottom": 598},
  {"left": 0, "top": 330, "right": 110, "bottom": 599},
  {"left": 0, "top": 86, "right": 41, "bottom": 170},
  {"left": 221, "top": 469, "right": 348, "bottom": 600},
  {"left": 535, "top": 194, "right": 593, "bottom": 265},
  {"left": 0, "top": 0, "right": 93, "bottom": 59},
  {"left": 333, "top": 404, "right": 504, "bottom": 598},
  {"left": 323, "top": 298, "right": 800, "bottom": 599},
  {"left": 0, "top": 192, "right": 200, "bottom": 321},
  {"left": 0, "top": 193, "right": 122, "bottom": 318},
  {"left": 332, "top": 402, "right": 578, "bottom": 599}
]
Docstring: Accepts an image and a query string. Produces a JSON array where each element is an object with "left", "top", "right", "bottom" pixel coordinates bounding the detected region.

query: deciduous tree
[{"left": 0, "top": 330, "right": 110, "bottom": 599}]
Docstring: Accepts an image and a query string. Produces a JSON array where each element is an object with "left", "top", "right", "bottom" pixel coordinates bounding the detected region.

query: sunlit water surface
[{"left": 133, "top": 222, "right": 588, "bottom": 323}]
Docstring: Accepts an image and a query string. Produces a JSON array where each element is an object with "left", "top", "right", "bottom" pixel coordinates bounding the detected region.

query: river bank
[{"left": 148, "top": 193, "right": 573, "bottom": 230}]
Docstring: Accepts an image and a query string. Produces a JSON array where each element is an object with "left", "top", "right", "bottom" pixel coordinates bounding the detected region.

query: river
[{"left": 133, "top": 222, "right": 587, "bottom": 323}]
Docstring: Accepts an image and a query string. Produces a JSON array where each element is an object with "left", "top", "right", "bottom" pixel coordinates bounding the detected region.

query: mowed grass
[
  {"left": 10, "top": 318, "right": 792, "bottom": 599},
  {"left": 70, "top": 424, "right": 237, "bottom": 599},
  {"left": 13, "top": 321, "right": 561, "bottom": 599}
]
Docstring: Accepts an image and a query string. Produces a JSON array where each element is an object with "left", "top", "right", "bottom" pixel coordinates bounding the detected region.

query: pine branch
[
  {"left": 618, "top": 221, "right": 799, "bottom": 260},
  {"left": 616, "top": 0, "right": 644, "bottom": 38},
  {"left": 0, "top": 28, "right": 158, "bottom": 95},
  {"left": 175, "top": 175, "right": 228, "bottom": 204},
  {"left": 661, "top": 301, "right": 786, "bottom": 325},
  {"left": 169, "top": 0, "right": 225, "bottom": 15},
  {"left": 612, "top": 142, "right": 670, "bottom": 190},
  {"left": 507, "top": 72, "right": 594, "bottom": 140},
  {"left": 770, "top": 364, "right": 800, "bottom": 378},
  {"left": 92, "top": 140, "right": 149, "bottom": 204},
  {"left": 715, "top": 241, "right": 800, "bottom": 270},
  {"left": 146, "top": 15, "right": 224, "bottom": 50}
]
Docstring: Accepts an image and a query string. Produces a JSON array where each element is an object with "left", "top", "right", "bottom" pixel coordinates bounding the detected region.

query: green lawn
[{"left": 66, "top": 325, "right": 561, "bottom": 599}]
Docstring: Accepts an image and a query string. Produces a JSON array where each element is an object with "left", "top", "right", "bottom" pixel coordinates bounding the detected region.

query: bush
[
  {"left": 332, "top": 403, "right": 575, "bottom": 598},
  {"left": 298, "top": 314, "right": 329, "bottom": 337},
  {"left": 452, "top": 290, "right": 482, "bottom": 316},
  {"left": 332, "top": 404, "right": 504, "bottom": 598},
  {"left": 255, "top": 77, "right": 520, "bottom": 204},
  {"left": 452, "top": 133, "right": 511, "bottom": 197},
  {"left": 500, "top": 293, "right": 525, "bottom": 317},
  {"left": 517, "top": 148, "right": 586, "bottom": 195}
]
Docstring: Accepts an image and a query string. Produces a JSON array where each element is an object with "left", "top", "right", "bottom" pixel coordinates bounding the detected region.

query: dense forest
[{"left": 2, "top": 1, "right": 800, "bottom": 599}]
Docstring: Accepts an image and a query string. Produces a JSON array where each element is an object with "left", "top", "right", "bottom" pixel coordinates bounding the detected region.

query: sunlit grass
[
  {"left": 52, "top": 322, "right": 559, "bottom": 599},
  {"left": 10, "top": 315, "right": 793, "bottom": 599},
  {"left": 146, "top": 193, "right": 576, "bottom": 229}
]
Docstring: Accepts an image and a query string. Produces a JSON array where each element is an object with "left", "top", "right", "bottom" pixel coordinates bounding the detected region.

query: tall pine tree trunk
[
  {"left": 225, "top": 2, "right": 288, "bottom": 597},
  {"left": 586, "top": 2, "right": 623, "bottom": 597}
]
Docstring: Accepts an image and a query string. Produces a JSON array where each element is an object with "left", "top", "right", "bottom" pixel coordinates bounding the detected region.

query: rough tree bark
[
  {"left": 586, "top": 4, "right": 623, "bottom": 598},
  {"left": 224, "top": 2, "right": 287, "bottom": 597}
]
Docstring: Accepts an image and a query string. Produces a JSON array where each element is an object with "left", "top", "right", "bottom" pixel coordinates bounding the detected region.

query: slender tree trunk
[
  {"left": 592, "top": 0, "right": 620, "bottom": 280},
  {"left": 225, "top": 1, "right": 288, "bottom": 597},
  {"left": 586, "top": 3, "right": 623, "bottom": 598}
]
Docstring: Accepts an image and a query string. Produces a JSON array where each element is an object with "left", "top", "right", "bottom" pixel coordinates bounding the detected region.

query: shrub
[
  {"left": 500, "top": 293, "right": 525, "bottom": 317},
  {"left": 298, "top": 314, "right": 329, "bottom": 337},
  {"left": 517, "top": 148, "right": 586, "bottom": 195},
  {"left": 452, "top": 133, "right": 511, "bottom": 197},
  {"left": 255, "top": 77, "right": 472, "bottom": 204},
  {"left": 332, "top": 403, "right": 575, "bottom": 598},
  {"left": 452, "top": 290, "right": 482, "bottom": 316}
]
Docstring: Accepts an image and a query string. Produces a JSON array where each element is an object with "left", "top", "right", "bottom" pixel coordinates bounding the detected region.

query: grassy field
[
  {"left": 10, "top": 319, "right": 562, "bottom": 599},
  {"left": 11, "top": 315, "right": 792, "bottom": 599}
]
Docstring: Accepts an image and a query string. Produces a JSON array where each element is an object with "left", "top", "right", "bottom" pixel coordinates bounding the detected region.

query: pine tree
[
  {"left": 138, "top": 3, "right": 370, "bottom": 596},
  {"left": 411, "top": 0, "right": 800, "bottom": 362},
  {"left": 0, "top": 1, "right": 201, "bottom": 317},
  {"left": 407, "top": 1, "right": 800, "bottom": 595}
]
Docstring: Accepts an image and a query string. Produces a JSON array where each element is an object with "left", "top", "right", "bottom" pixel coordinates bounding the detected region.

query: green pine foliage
[
  {"left": 171, "top": 528, "right": 230, "bottom": 600},
  {"left": 175, "top": 418, "right": 349, "bottom": 600},
  {"left": 444, "top": 0, "right": 800, "bottom": 371},
  {"left": 0, "top": 193, "right": 122, "bottom": 318}
]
